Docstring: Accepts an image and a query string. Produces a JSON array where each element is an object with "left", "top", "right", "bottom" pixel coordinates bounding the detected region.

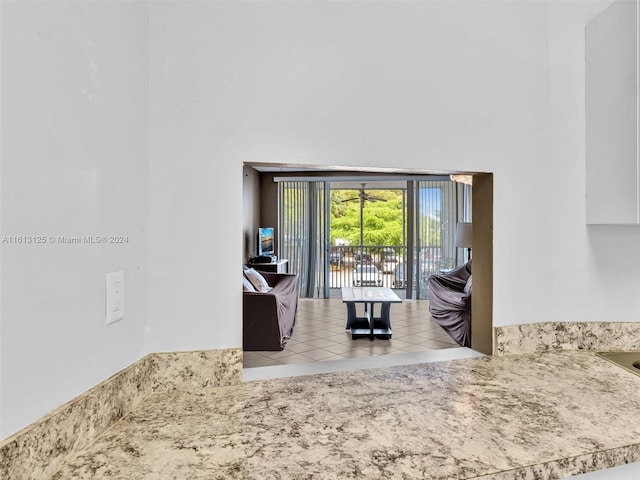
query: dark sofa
[
  {"left": 243, "top": 271, "right": 299, "bottom": 351},
  {"left": 427, "top": 261, "right": 472, "bottom": 348}
]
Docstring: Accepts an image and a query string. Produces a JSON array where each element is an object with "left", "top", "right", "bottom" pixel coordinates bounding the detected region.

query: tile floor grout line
[{"left": 244, "top": 297, "right": 459, "bottom": 369}]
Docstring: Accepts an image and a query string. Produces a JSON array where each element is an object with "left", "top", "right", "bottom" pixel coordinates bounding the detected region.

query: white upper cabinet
[{"left": 586, "top": 0, "right": 639, "bottom": 224}]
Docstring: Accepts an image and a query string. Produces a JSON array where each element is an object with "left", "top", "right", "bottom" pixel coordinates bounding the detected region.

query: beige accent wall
[
  {"left": 471, "top": 173, "right": 494, "bottom": 355},
  {"left": 242, "top": 166, "right": 261, "bottom": 262},
  {"left": 259, "top": 174, "right": 280, "bottom": 257}
]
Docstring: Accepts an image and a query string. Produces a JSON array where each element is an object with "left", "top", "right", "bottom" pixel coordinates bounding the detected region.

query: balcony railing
[{"left": 328, "top": 245, "right": 456, "bottom": 296}]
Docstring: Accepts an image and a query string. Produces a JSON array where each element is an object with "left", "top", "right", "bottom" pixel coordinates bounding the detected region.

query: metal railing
[{"left": 328, "top": 245, "right": 455, "bottom": 296}]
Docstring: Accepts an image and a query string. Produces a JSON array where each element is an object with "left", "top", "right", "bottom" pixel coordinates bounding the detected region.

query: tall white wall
[
  {"left": 147, "top": 0, "right": 640, "bottom": 353},
  {"left": 0, "top": 2, "right": 149, "bottom": 439},
  {"left": 3, "top": 0, "right": 639, "bottom": 442},
  {"left": 147, "top": 0, "right": 551, "bottom": 352},
  {"left": 547, "top": 0, "right": 640, "bottom": 323},
  {"left": 147, "top": 3, "right": 241, "bottom": 352}
]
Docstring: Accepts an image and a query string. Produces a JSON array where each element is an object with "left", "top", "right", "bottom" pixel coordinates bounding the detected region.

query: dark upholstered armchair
[
  {"left": 427, "top": 261, "right": 472, "bottom": 348},
  {"left": 243, "top": 272, "right": 298, "bottom": 351}
]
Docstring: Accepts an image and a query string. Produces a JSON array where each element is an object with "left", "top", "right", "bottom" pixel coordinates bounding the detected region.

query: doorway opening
[{"left": 242, "top": 164, "right": 493, "bottom": 369}]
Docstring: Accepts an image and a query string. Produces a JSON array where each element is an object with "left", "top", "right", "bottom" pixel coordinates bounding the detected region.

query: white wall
[
  {"left": 147, "top": 3, "right": 243, "bottom": 352},
  {"left": 546, "top": 0, "right": 640, "bottom": 323},
  {"left": 147, "top": 0, "right": 640, "bottom": 353},
  {"left": 0, "top": 2, "right": 149, "bottom": 439},
  {"left": 3, "top": 0, "right": 640, "bottom": 442}
]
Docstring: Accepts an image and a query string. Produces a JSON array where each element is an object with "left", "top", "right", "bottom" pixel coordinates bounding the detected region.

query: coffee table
[{"left": 341, "top": 287, "right": 402, "bottom": 340}]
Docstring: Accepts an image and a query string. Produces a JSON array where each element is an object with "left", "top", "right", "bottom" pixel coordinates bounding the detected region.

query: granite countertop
[{"left": 50, "top": 351, "right": 640, "bottom": 479}]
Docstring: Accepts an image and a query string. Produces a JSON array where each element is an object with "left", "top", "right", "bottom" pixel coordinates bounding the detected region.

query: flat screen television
[{"left": 258, "top": 227, "right": 275, "bottom": 257}]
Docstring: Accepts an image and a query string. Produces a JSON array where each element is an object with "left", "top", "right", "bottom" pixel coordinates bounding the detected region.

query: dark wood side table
[{"left": 250, "top": 259, "right": 288, "bottom": 274}]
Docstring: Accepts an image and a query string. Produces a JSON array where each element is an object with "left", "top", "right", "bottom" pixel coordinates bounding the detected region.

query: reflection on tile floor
[{"left": 243, "top": 297, "right": 459, "bottom": 368}]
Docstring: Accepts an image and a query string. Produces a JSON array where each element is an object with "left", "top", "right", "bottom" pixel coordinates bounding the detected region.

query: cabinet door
[{"left": 586, "top": 0, "right": 639, "bottom": 224}]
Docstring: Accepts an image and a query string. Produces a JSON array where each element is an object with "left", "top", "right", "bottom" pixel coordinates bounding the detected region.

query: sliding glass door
[{"left": 277, "top": 177, "right": 470, "bottom": 300}]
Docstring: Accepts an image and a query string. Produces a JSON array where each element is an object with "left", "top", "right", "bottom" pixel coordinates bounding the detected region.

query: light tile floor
[{"left": 243, "top": 297, "right": 459, "bottom": 368}]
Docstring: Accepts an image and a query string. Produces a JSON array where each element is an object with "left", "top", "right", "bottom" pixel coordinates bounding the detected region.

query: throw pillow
[
  {"left": 244, "top": 268, "right": 272, "bottom": 293},
  {"left": 242, "top": 276, "right": 256, "bottom": 292},
  {"left": 463, "top": 275, "right": 473, "bottom": 295}
]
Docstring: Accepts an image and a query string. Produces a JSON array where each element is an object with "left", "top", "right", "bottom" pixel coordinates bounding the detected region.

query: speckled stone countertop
[{"left": 51, "top": 351, "right": 640, "bottom": 479}]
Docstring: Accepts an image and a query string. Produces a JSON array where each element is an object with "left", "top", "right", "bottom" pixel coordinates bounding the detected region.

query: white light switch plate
[{"left": 105, "top": 271, "right": 124, "bottom": 325}]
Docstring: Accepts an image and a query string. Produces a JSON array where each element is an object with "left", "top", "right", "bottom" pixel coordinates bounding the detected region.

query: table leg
[
  {"left": 371, "top": 302, "right": 392, "bottom": 340},
  {"left": 369, "top": 302, "right": 375, "bottom": 340},
  {"left": 380, "top": 302, "right": 391, "bottom": 329},
  {"left": 345, "top": 303, "right": 357, "bottom": 329}
]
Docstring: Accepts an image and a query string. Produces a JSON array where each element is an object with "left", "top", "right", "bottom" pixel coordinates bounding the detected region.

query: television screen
[{"left": 258, "top": 227, "right": 275, "bottom": 256}]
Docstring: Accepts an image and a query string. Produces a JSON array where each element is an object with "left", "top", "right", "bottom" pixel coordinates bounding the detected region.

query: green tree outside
[
  {"left": 330, "top": 189, "right": 442, "bottom": 247},
  {"left": 330, "top": 190, "right": 405, "bottom": 246}
]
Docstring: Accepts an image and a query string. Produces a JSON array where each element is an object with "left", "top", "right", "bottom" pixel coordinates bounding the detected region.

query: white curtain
[{"left": 414, "top": 180, "right": 470, "bottom": 299}]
